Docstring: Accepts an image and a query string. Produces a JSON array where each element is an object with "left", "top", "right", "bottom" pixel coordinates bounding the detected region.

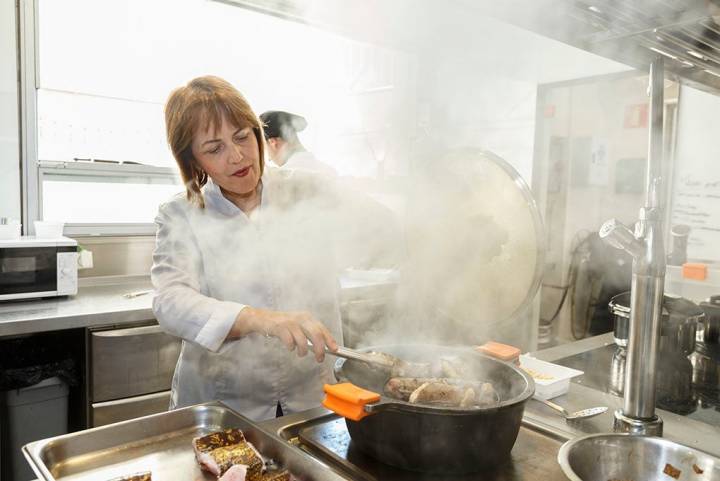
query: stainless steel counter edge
[
  {"left": 259, "top": 406, "right": 332, "bottom": 435},
  {"left": 0, "top": 280, "right": 156, "bottom": 337}
]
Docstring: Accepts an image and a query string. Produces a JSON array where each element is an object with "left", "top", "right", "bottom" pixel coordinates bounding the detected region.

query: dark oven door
[{"left": 0, "top": 247, "right": 57, "bottom": 298}]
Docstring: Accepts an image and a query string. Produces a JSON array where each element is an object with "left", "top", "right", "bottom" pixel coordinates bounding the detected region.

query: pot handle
[{"left": 323, "top": 383, "right": 381, "bottom": 421}]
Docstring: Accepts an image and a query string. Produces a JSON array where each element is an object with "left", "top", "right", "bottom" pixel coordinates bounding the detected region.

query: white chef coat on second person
[
  {"left": 151, "top": 167, "right": 347, "bottom": 421},
  {"left": 283, "top": 151, "right": 337, "bottom": 177}
]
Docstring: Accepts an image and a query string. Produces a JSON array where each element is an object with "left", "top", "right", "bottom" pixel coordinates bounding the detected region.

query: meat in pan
[{"left": 384, "top": 377, "right": 499, "bottom": 407}]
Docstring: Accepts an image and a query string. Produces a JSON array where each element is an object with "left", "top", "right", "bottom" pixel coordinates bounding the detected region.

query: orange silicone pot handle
[{"left": 322, "top": 383, "right": 381, "bottom": 421}]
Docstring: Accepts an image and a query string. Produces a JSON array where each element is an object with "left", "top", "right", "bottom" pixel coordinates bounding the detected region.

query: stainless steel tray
[{"left": 23, "top": 401, "right": 349, "bottom": 481}]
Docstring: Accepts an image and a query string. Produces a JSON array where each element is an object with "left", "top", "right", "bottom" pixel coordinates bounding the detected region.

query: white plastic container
[
  {"left": 519, "top": 354, "right": 584, "bottom": 400},
  {"left": 34, "top": 220, "right": 65, "bottom": 238},
  {"left": 0, "top": 222, "right": 21, "bottom": 240}
]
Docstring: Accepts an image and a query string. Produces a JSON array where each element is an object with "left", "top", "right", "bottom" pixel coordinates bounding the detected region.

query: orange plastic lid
[
  {"left": 476, "top": 341, "right": 521, "bottom": 361},
  {"left": 682, "top": 263, "right": 707, "bottom": 281}
]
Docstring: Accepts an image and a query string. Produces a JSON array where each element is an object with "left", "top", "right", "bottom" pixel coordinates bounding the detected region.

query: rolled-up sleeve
[{"left": 151, "top": 203, "right": 245, "bottom": 352}]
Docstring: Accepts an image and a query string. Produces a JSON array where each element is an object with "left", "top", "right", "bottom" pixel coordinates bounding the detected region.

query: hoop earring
[{"left": 193, "top": 164, "right": 207, "bottom": 184}]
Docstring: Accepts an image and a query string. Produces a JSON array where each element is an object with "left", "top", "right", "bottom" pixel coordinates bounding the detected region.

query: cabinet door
[
  {"left": 91, "top": 391, "right": 171, "bottom": 427},
  {"left": 90, "top": 324, "right": 181, "bottom": 402}
]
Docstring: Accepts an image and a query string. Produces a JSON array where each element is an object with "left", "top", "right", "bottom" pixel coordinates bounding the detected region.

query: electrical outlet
[{"left": 78, "top": 249, "right": 94, "bottom": 269}]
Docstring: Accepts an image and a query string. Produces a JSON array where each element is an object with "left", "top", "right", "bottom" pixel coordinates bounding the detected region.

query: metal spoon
[{"left": 535, "top": 398, "right": 608, "bottom": 420}]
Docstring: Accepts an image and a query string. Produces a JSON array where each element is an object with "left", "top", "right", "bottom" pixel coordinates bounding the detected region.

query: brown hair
[{"left": 164, "top": 76, "right": 265, "bottom": 207}]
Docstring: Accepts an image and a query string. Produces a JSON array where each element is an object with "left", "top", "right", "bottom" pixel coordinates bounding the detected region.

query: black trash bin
[{"left": 1, "top": 337, "right": 77, "bottom": 481}]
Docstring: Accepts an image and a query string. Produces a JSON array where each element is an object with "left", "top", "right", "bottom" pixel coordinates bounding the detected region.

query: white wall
[
  {"left": 305, "top": 0, "right": 632, "bottom": 183},
  {"left": 0, "top": 0, "right": 21, "bottom": 220},
  {"left": 671, "top": 85, "right": 720, "bottom": 262},
  {"left": 417, "top": 58, "right": 538, "bottom": 182}
]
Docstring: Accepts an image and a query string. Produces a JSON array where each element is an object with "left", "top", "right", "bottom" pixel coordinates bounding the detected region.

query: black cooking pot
[{"left": 328, "top": 344, "right": 534, "bottom": 474}]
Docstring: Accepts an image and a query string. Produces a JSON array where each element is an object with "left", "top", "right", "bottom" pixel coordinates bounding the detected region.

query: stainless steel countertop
[
  {"left": 524, "top": 333, "right": 720, "bottom": 457},
  {"left": 0, "top": 277, "right": 155, "bottom": 338},
  {"left": 0, "top": 273, "right": 396, "bottom": 338}
]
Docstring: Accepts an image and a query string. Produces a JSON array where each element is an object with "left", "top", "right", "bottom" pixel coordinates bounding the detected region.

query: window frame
[
  {"left": 19, "top": 0, "right": 180, "bottom": 237},
  {"left": 38, "top": 160, "right": 179, "bottom": 236},
  {"left": 19, "top": 0, "right": 39, "bottom": 236}
]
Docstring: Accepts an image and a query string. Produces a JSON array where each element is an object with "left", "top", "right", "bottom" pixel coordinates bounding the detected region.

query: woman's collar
[{"left": 202, "top": 176, "right": 265, "bottom": 215}]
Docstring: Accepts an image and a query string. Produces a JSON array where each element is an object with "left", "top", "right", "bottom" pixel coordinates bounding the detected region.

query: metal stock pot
[{"left": 610, "top": 291, "right": 704, "bottom": 354}]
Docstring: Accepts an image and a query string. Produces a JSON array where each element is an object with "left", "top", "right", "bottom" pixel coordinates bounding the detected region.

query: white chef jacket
[
  {"left": 151, "top": 167, "right": 354, "bottom": 421},
  {"left": 283, "top": 151, "right": 337, "bottom": 177}
]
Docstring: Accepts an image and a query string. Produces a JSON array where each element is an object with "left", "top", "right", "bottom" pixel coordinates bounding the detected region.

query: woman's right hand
[{"left": 230, "top": 306, "right": 338, "bottom": 362}]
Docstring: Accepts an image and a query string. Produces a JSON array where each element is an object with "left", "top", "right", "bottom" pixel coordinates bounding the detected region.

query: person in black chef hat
[{"left": 259, "top": 110, "right": 336, "bottom": 176}]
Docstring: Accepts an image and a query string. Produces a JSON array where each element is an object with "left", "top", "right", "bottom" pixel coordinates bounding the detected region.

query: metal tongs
[
  {"left": 309, "top": 341, "right": 437, "bottom": 377},
  {"left": 309, "top": 341, "right": 394, "bottom": 369}
]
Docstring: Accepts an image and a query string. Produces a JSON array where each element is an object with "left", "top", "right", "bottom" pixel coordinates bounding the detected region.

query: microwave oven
[{"left": 0, "top": 237, "right": 78, "bottom": 301}]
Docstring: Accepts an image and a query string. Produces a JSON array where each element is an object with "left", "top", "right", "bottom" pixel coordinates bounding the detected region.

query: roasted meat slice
[
  {"left": 475, "top": 382, "right": 500, "bottom": 406},
  {"left": 259, "top": 470, "right": 292, "bottom": 481},
  {"left": 219, "top": 465, "right": 248, "bottom": 481},
  {"left": 193, "top": 428, "right": 246, "bottom": 453},
  {"left": 390, "top": 359, "right": 433, "bottom": 378},
  {"left": 107, "top": 472, "right": 151, "bottom": 481},
  {"left": 193, "top": 428, "right": 264, "bottom": 480},
  {"left": 196, "top": 442, "right": 264, "bottom": 479},
  {"left": 384, "top": 377, "right": 432, "bottom": 400},
  {"left": 440, "top": 358, "right": 463, "bottom": 378},
  {"left": 459, "top": 387, "right": 477, "bottom": 407},
  {"left": 408, "top": 381, "right": 467, "bottom": 405},
  {"left": 218, "top": 467, "right": 293, "bottom": 481}
]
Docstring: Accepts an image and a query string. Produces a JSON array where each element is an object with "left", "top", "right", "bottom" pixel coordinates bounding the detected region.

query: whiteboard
[{"left": 671, "top": 85, "right": 720, "bottom": 262}]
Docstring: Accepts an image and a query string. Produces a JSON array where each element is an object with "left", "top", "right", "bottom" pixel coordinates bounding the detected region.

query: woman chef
[{"left": 151, "top": 76, "right": 375, "bottom": 420}]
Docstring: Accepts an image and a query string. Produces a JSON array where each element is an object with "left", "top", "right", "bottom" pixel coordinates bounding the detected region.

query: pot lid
[{"left": 402, "top": 148, "right": 545, "bottom": 332}]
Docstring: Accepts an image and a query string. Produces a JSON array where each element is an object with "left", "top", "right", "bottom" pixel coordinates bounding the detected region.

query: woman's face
[{"left": 191, "top": 115, "right": 261, "bottom": 197}]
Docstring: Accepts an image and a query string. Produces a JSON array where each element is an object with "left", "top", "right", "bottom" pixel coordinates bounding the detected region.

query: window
[{"left": 28, "top": 0, "right": 416, "bottom": 235}]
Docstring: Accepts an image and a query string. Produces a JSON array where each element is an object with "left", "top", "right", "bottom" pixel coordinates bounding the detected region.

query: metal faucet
[{"left": 598, "top": 57, "right": 666, "bottom": 436}]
